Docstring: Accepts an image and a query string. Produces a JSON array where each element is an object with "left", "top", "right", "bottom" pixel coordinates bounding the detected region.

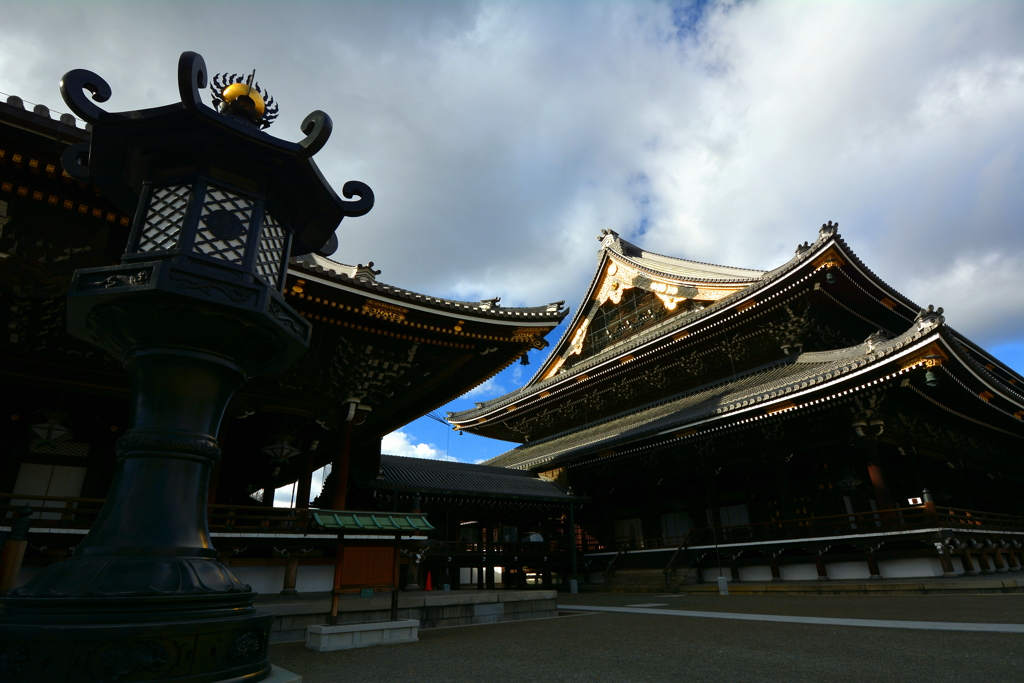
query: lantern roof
[{"left": 59, "top": 51, "right": 372, "bottom": 256}]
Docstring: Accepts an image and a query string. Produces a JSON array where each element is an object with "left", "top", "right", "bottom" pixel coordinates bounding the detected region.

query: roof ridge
[{"left": 602, "top": 229, "right": 763, "bottom": 275}]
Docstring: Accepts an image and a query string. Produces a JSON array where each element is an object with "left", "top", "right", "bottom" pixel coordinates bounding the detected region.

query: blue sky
[{"left": 3, "top": 1, "right": 1023, "bottom": 466}]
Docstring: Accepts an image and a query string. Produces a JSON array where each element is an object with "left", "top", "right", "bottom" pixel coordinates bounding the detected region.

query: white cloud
[
  {"left": 382, "top": 430, "right": 455, "bottom": 461},
  {"left": 3, "top": 1, "right": 1023, "bottom": 348},
  {"left": 465, "top": 376, "right": 505, "bottom": 398},
  {"left": 272, "top": 483, "right": 297, "bottom": 508}
]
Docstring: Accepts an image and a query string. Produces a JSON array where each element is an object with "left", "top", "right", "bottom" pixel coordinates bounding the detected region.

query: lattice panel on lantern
[
  {"left": 138, "top": 185, "right": 190, "bottom": 252},
  {"left": 194, "top": 186, "right": 254, "bottom": 264},
  {"left": 255, "top": 212, "right": 287, "bottom": 286}
]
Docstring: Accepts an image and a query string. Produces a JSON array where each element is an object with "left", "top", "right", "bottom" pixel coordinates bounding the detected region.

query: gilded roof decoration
[{"left": 361, "top": 299, "right": 407, "bottom": 323}]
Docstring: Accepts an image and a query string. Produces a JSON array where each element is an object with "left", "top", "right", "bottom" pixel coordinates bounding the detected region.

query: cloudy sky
[{"left": 5, "top": 1, "right": 1023, "bottom": 467}]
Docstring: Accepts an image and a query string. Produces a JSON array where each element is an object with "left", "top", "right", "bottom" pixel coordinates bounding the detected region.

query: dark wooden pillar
[
  {"left": 328, "top": 421, "right": 355, "bottom": 615},
  {"left": 295, "top": 449, "right": 314, "bottom": 511},
  {"left": 568, "top": 502, "right": 578, "bottom": 581},
  {"left": 1005, "top": 546, "right": 1022, "bottom": 572},
  {"left": 961, "top": 548, "right": 979, "bottom": 575},
  {"left": 330, "top": 542, "right": 346, "bottom": 623},
  {"left": 769, "top": 553, "right": 782, "bottom": 582},
  {"left": 865, "top": 552, "right": 882, "bottom": 580},
  {"left": 281, "top": 556, "right": 299, "bottom": 596},
  {"left": 0, "top": 507, "right": 31, "bottom": 595},
  {"left": 540, "top": 515, "right": 551, "bottom": 588},
  {"left": 773, "top": 460, "right": 795, "bottom": 521},
  {"left": 280, "top": 450, "right": 315, "bottom": 596},
  {"left": 977, "top": 546, "right": 995, "bottom": 575},
  {"left": 485, "top": 519, "right": 496, "bottom": 590},
  {"left": 332, "top": 421, "right": 353, "bottom": 511},
  {"left": 861, "top": 438, "right": 895, "bottom": 511},
  {"left": 477, "top": 521, "right": 485, "bottom": 590},
  {"left": 935, "top": 544, "right": 956, "bottom": 578},
  {"left": 814, "top": 551, "right": 829, "bottom": 581},
  {"left": 992, "top": 546, "right": 1009, "bottom": 573}
]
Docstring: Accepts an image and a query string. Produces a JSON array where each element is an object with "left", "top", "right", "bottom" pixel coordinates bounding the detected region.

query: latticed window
[
  {"left": 137, "top": 185, "right": 190, "bottom": 252},
  {"left": 574, "top": 288, "right": 671, "bottom": 364},
  {"left": 255, "top": 211, "right": 287, "bottom": 286},
  {"left": 193, "top": 186, "right": 254, "bottom": 264}
]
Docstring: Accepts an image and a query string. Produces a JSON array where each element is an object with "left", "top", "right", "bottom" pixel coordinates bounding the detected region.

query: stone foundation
[
  {"left": 306, "top": 620, "right": 419, "bottom": 651},
  {"left": 259, "top": 590, "right": 559, "bottom": 643}
]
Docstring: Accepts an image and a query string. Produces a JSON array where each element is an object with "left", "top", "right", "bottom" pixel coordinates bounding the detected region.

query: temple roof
[
  {"left": 482, "top": 309, "right": 1024, "bottom": 471},
  {"left": 0, "top": 94, "right": 89, "bottom": 141},
  {"left": 289, "top": 253, "right": 567, "bottom": 326},
  {"left": 449, "top": 224, "right": 839, "bottom": 424},
  {"left": 600, "top": 229, "right": 766, "bottom": 282},
  {"left": 368, "top": 454, "right": 577, "bottom": 502}
]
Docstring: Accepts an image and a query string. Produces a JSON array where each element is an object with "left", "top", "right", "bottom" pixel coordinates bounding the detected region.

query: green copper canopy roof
[{"left": 312, "top": 510, "right": 433, "bottom": 533}]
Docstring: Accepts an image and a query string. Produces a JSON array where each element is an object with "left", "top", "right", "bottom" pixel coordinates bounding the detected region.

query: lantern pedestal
[
  {"left": 0, "top": 284, "right": 309, "bottom": 682},
  {"left": 0, "top": 50, "right": 373, "bottom": 683}
]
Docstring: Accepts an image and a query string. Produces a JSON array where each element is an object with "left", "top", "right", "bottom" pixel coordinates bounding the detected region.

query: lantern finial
[{"left": 211, "top": 70, "right": 279, "bottom": 129}]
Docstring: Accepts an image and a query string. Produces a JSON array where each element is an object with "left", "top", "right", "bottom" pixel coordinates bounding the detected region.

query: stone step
[{"left": 605, "top": 568, "right": 697, "bottom": 593}]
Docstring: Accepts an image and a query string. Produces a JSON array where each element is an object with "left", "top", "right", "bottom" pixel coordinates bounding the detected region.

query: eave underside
[{"left": 484, "top": 324, "right": 1024, "bottom": 472}]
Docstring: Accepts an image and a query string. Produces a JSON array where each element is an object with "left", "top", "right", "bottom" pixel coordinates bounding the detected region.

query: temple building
[
  {"left": 0, "top": 92, "right": 575, "bottom": 595},
  {"left": 450, "top": 225, "right": 1024, "bottom": 585}
]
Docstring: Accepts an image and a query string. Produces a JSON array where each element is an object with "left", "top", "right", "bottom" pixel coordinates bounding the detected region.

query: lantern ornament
[
  {"left": 0, "top": 52, "right": 374, "bottom": 683},
  {"left": 210, "top": 70, "right": 279, "bottom": 128},
  {"left": 262, "top": 440, "right": 302, "bottom": 464},
  {"left": 30, "top": 418, "right": 71, "bottom": 443}
]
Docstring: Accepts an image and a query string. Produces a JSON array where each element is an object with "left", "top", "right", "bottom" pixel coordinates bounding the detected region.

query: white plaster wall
[
  {"left": 295, "top": 565, "right": 334, "bottom": 593},
  {"left": 701, "top": 568, "right": 731, "bottom": 583},
  {"left": 825, "top": 561, "right": 871, "bottom": 580},
  {"left": 778, "top": 563, "right": 819, "bottom": 581},
  {"left": 877, "top": 557, "right": 945, "bottom": 579},
  {"left": 737, "top": 565, "right": 774, "bottom": 582},
  {"left": 232, "top": 566, "right": 286, "bottom": 595}
]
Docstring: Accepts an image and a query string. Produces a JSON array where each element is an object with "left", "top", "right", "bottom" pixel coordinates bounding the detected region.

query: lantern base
[{"left": 0, "top": 591, "right": 272, "bottom": 683}]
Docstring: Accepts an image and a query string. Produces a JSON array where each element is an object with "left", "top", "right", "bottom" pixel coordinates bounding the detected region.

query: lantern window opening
[
  {"left": 254, "top": 210, "right": 289, "bottom": 290},
  {"left": 193, "top": 184, "right": 255, "bottom": 265},
  {"left": 135, "top": 184, "right": 191, "bottom": 253}
]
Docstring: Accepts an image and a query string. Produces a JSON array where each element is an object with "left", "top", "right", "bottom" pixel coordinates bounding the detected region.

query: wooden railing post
[
  {"left": 281, "top": 554, "right": 299, "bottom": 595},
  {"left": 0, "top": 507, "right": 32, "bottom": 595}
]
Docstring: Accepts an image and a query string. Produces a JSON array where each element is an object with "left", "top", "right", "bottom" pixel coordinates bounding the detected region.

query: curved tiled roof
[
  {"left": 289, "top": 254, "right": 568, "bottom": 323},
  {"left": 451, "top": 225, "right": 839, "bottom": 422},
  {"left": 611, "top": 233, "right": 766, "bottom": 282},
  {"left": 483, "top": 312, "right": 950, "bottom": 470},
  {"left": 0, "top": 93, "right": 90, "bottom": 139},
  {"left": 370, "top": 454, "right": 577, "bottom": 501}
]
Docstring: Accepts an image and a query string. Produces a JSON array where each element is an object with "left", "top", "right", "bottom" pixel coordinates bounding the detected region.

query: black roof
[
  {"left": 290, "top": 254, "right": 568, "bottom": 325},
  {"left": 483, "top": 312, "right": 956, "bottom": 471},
  {"left": 370, "top": 454, "right": 578, "bottom": 502}
]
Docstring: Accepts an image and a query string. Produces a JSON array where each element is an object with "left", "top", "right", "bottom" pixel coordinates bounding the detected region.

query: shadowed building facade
[
  {"left": 450, "top": 225, "right": 1024, "bottom": 586},
  {"left": 0, "top": 54, "right": 571, "bottom": 681}
]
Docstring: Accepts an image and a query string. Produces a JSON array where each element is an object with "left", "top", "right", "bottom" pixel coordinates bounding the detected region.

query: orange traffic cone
[{"left": 425, "top": 571, "right": 433, "bottom": 591}]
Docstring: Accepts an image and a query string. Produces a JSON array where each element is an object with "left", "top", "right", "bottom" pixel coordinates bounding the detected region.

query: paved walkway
[
  {"left": 270, "top": 592, "right": 1024, "bottom": 682},
  {"left": 563, "top": 603, "right": 1024, "bottom": 632}
]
